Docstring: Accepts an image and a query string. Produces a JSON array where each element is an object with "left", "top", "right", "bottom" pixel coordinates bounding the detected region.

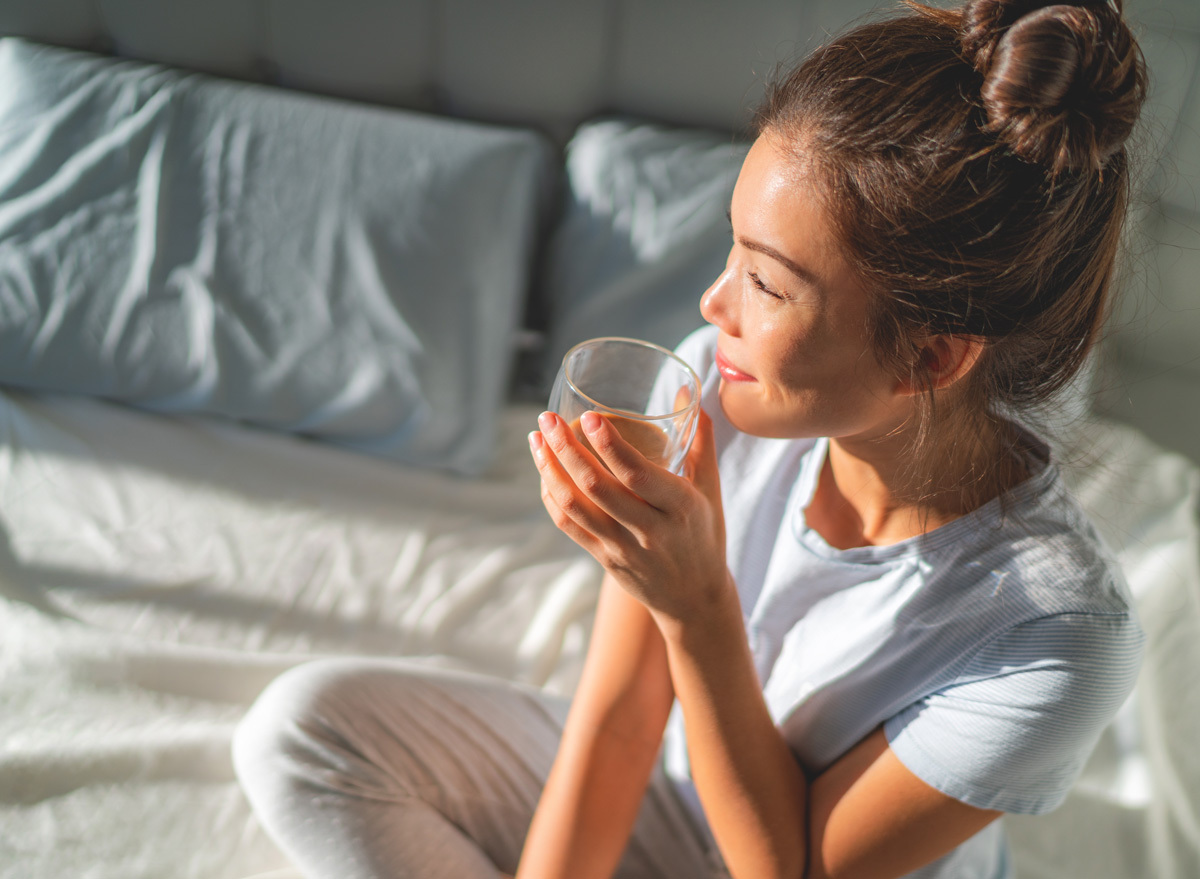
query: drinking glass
[{"left": 548, "top": 337, "right": 702, "bottom": 475}]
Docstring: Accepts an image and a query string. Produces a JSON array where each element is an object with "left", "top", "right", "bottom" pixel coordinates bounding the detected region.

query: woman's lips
[{"left": 715, "top": 349, "right": 757, "bottom": 382}]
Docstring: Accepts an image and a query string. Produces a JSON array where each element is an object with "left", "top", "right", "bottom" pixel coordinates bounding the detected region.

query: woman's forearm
[
  {"left": 515, "top": 573, "right": 676, "bottom": 879},
  {"left": 516, "top": 712, "right": 666, "bottom": 879},
  {"left": 526, "top": 408, "right": 809, "bottom": 875},
  {"left": 657, "top": 584, "right": 809, "bottom": 879}
]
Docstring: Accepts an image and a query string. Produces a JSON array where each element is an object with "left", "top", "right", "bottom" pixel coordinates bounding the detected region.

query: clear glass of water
[{"left": 548, "top": 337, "right": 702, "bottom": 475}]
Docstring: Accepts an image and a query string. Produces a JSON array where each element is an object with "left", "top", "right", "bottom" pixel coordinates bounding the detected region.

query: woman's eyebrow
[
  {"left": 739, "top": 238, "right": 822, "bottom": 287},
  {"left": 726, "top": 208, "right": 825, "bottom": 291}
]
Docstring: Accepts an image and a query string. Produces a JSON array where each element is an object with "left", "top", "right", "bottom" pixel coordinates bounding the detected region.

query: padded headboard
[{"left": 0, "top": 0, "right": 883, "bottom": 139}]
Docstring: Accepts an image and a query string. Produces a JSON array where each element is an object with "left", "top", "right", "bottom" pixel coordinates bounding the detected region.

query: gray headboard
[{"left": 0, "top": 0, "right": 888, "bottom": 139}]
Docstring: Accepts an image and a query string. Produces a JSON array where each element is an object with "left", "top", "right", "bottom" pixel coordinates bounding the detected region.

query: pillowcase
[
  {"left": 0, "top": 38, "right": 552, "bottom": 475},
  {"left": 538, "top": 117, "right": 750, "bottom": 392}
]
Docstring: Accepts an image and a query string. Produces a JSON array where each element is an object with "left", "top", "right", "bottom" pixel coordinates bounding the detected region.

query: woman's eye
[{"left": 749, "top": 271, "right": 785, "bottom": 301}]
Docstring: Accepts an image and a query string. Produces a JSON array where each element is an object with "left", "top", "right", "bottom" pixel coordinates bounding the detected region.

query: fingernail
[
  {"left": 580, "top": 411, "right": 602, "bottom": 433},
  {"left": 538, "top": 411, "right": 555, "bottom": 432}
]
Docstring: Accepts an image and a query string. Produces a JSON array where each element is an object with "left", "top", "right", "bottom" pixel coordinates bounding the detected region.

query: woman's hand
[{"left": 528, "top": 408, "right": 728, "bottom": 627}]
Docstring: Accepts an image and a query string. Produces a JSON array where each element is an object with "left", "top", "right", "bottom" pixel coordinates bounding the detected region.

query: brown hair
[{"left": 758, "top": 0, "right": 1147, "bottom": 506}]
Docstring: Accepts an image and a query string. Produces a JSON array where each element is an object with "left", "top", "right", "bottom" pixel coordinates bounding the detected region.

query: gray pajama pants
[{"left": 232, "top": 657, "right": 726, "bottom": 879}]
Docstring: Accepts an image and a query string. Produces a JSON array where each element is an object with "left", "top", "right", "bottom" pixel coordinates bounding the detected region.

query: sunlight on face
[{"left": 699, "top": 133, "right": 913, "bottom": 441}]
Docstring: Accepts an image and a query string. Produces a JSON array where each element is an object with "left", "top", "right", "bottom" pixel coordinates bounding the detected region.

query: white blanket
[{"left": 1, "top": 389, "right": 1197, "bottom": 879}]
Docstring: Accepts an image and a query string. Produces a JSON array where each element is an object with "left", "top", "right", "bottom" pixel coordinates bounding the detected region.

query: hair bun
[{"left": 960, "top": 0, "right": 1147, "bottom": 174}]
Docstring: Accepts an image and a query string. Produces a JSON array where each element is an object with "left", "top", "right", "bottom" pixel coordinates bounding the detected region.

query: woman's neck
[{"left": 806, "top": 417, "right": 1034, "bottom": 550}]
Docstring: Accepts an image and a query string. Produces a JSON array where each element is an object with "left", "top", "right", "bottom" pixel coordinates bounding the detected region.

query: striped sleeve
[{"left": 883, "top": 611, "right": 1144, "bottom": 814}]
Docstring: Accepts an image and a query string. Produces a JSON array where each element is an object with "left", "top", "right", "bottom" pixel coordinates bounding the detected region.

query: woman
[{"left": 234, "top": 1, "right": 1148, "bottom": 877}]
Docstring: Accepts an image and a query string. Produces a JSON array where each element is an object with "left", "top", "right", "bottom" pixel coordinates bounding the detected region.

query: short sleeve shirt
[{"left": 661, "top": 326, "right": 1144, "bottom": 879}]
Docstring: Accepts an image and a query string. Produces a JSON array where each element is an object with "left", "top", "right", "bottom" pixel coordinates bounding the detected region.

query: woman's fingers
[
  {"left": 535, "top": 411, "right": 658, "bottom": 524},
  {"left": 531, "top": 431, "right": 611, "bottom": 549},
  {"left": 575, "top": 411, "right": 686, "bottom": 513},
  {"left": 539, "top": 474, "right": 604, "bottom": 555}
]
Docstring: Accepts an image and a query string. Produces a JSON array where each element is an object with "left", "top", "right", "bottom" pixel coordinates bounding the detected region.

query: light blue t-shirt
[{"left": 662, "top": 326, "right": 1144, "bottom": 879}]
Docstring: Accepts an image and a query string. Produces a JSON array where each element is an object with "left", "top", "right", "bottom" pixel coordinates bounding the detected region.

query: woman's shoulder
[
  {"left": 928, "top": 460, "right": 1138, "bottom": 624},
  {"left": 881, "top": 468, "right": 1145, "bottom": 816}
]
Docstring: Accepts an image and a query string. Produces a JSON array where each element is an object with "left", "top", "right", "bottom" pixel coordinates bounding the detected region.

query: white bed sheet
[
  {"left": 0, "top": 389, "right": 599, "bottom": 879},
  {"left": 0, "top": 388, "right": 1197, "bottom": 879}
]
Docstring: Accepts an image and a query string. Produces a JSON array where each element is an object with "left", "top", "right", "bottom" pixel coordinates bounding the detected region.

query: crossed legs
[{"left": 233, "top": 658, "right": 717, "bottom": 879}]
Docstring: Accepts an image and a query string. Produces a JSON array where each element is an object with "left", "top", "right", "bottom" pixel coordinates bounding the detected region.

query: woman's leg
[{"left": 232, "top": 657, "right": 718, "bottom": 879}]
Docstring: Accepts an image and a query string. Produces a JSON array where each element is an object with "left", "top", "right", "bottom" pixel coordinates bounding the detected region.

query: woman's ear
[{"left": 899, "top": 335, "right": 986, "bottom": 395}]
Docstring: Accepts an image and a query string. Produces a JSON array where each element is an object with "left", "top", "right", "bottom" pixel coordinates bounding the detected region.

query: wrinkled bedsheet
[
  {"left": 0, "top": 389, "right": 1197, "bottom": 879},
  {"left": 0, "top": 390, "right": 598, "bottom": 878}
]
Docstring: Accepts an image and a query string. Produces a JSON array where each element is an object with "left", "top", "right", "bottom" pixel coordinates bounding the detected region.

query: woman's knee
[
  {"left": 233, "top": 658, "right": 481, "bottom": 799},
  {"left": 233, "top": 658, "right": 375, "bottom": 796}
]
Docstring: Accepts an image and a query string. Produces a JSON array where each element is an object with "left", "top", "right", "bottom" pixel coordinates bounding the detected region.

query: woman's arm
[
  {"left": 659, "top": 601, "right": 1002, "bottom": 879},
  {"left": 804, "top": 727, "right": 1001, "bottom": 879},
  {"left": 656, "top": 585, "right": 808, "bottom": 879},
  {"left": 530, "top": 410, "right": 1002, "bottom": 879},
  {"left": 514, "top": 568, "right": 675, "bottom": 879}
]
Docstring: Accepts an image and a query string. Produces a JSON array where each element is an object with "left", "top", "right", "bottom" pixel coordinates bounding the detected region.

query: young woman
[{"left": 233, "top": 1, "right": 1148, "bottom": 877}]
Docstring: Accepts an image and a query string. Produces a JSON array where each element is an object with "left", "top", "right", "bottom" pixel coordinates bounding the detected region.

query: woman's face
[{"left": 700, "top": 133, "right": 913, "bottom": 442}]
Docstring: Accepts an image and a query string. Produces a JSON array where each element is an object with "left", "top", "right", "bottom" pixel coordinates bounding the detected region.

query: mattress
[{"left": 1, "top": 388, "right": 1197, "bottom": 879}]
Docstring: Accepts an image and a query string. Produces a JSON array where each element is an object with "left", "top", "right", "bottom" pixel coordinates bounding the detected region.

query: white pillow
[
  {"left": 539, "top": 118, "right": 749, "bottom": 391},
  {"left": 0, "top": 39, "right": 552, "bottom": 475}
]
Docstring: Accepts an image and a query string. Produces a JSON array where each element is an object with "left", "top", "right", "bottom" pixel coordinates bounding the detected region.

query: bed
[{"left": 0, "top": 2, "right": 1197, "bottom": 878}]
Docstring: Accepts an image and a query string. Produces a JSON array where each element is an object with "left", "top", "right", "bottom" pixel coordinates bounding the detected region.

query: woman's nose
[{"left": 700, "top": 266, "right": 738, "bottom": 335}]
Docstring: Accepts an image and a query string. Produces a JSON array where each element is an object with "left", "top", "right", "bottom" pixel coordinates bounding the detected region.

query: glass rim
[{"left": 561, "top": 336, "right": 702, "bottom": 422}]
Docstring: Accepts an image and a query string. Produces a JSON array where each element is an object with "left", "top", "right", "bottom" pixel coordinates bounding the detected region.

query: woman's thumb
[{"left": 685, "top": 409, "right": 721, "bottom": 501}]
